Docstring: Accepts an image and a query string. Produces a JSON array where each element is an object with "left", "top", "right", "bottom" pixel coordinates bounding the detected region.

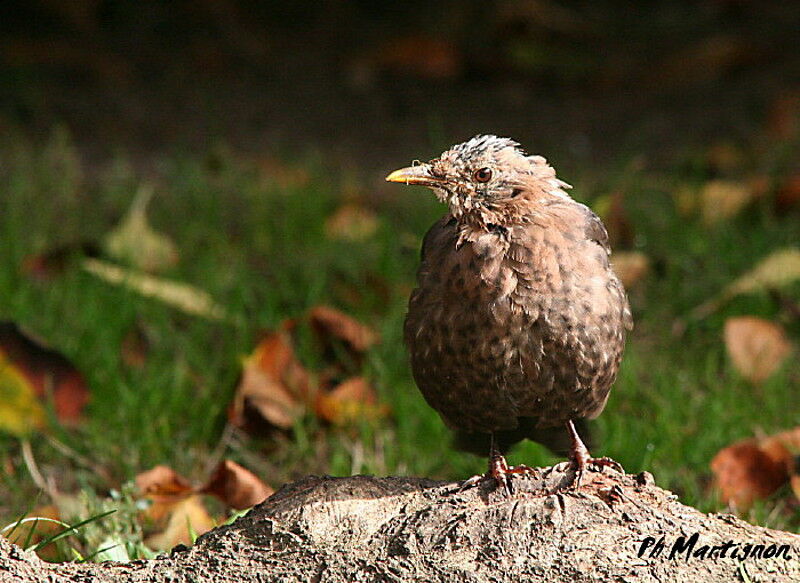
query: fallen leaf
[
  {"left": 229, "top": 331, "right": 310, "bottom": 430},
  {"left": 0, "top": 355, "right": 46, "bottom": 436},
  {"left": 0, "top": 322, "right": 89, "bottom": 433},
  {"left": 4, "top": 505, "right": 64, "bottom": 561},
  {"left": 315, "top": 376, "right": 389, "bottom": 426},
  {"left": 324, "top": 204, "right": 379, "bottom": 241},
  {"left": 611, "top": 251, "right": 650, "bottom": 289},
  {"left": 200, "top": 460, "right": 274, "bottom": 509},
  {"left": 309, "top": 306, "right": 378, "bottom": 355},
  {"left": 710, "top": 439, "right": 788, "bottom": 510},
  {"left": 690, "top": 247, "right": 800, "bottom": 319},
  {"left": 136, "top": 464, "right": 193, "bottom": 497},
  {"left": 724, "top": 317, "right": 792, "bottom": 384},
  {"left": 144, "top": 494, "right": 214, "bottom": 550},
  {"left": 724, "top": 248, "right": 800, "bottom": 297},
  {"left": 700, "top": 179, "right": 755, "bottom": 225},
  {"left": 104, "top": 185, "right": 179, "bottom": 272},
  {"left": 136, "top": 465, "right": 194, "bottom": 520},
  {"left": 82, "top": 258, "right": 228, "bottom": 320}
]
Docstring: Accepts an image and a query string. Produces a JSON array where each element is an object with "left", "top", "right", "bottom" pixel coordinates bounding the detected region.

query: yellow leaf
[
  {"left": 82, "top": 258, "right": 228, "bottom": 320},
  {"left": 691, "top": 247, "right": 800, "bottom": 319},
  {"left": 724, "top": 317, "right": 792, "bottom": 384},
  {"left": 700, "top": 180, "right": 753, "bottom": 225},
  {"left": 723, "top": 248, "right": 800, "bottom": 298},
  {"left": 0, "top": 356, "right": 46, "bottom": 436},
  {"left": 144, "top": 495, "right": 214, "bottom": 550},
  {"left": 104, "top": 185, "right": 179, "bottom": 272}
]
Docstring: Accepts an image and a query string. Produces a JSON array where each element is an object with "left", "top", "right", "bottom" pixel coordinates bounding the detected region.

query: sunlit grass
[{"left": 0, "top": 127, "right": 798, "bottom": 560}]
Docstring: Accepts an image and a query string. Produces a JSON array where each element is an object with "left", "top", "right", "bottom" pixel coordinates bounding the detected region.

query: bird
[{"left": 386, "top": 135, "right": 632, "bottom": 493}]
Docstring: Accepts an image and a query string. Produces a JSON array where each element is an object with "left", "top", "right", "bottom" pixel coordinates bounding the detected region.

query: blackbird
[{"left": 386, "top": 135, "right": 632, "bottom": 492}]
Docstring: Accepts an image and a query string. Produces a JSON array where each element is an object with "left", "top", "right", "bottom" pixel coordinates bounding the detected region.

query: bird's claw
[{"left": 457, "top": 457, "right": 536, "bottom": 495}]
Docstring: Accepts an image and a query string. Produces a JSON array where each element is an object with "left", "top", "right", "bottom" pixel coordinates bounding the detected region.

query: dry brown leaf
[
  {"left": 230, "top": 331, "right": 310, "bottom": 430},
  {"left": 144, "top": 494, "right": 214, "bottom": 550},
  {"left": 104, "top": 185, "right": 179, "bottom": 272},
  {"left": 309, "top": 306, "right": 378, "bottom": 354},
  {"left": 324, "top": 204, "right": 379, "bottom": 241},
  {"left": 611, "top": 251, "right": 650, "bottom": 289},
  {"left": 200, "top": 460, "right": 274, "bottom": 509},
  {"left": 700, "top": 179, "right": 754, "bottom": 225},
  {"left": 315, "top": 377, "right": 389, "bottom": 426},
  {"left": 0, "top": 322, "right": 89, "bottom": 434},
  {"left": 5, "top": 504, "right": 64, "bottom": 561},
  {"left": 136, "top": 464, "right": 193, "bottom": 497},
  {"left": 710, "top": 439, "right": 789, "bottom": 510},
  {"left": 691, "top": 247, "right": 800, "bottom": 319},
  {"left": 82, "top": 258, "right": 228, "bottom": 320},
  {"left": 724, "top": 317, "right": 792, "bottom": 384}
]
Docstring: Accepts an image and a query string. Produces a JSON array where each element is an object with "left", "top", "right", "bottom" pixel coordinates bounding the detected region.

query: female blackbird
[{"left": 387, "top": 135, "right": 632, "bottom": 492}]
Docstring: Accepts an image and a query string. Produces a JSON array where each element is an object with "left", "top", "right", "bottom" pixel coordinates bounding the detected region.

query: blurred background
[{"left": 1, "top": 0, "right": 799, "bottom": 560}]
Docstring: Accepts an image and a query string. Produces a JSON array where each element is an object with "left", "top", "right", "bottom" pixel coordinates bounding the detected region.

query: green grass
[{"left": 0, "top": 127, "right": 798, "bottom": 559}]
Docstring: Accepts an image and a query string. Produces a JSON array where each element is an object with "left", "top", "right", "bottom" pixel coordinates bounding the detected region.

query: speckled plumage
[{"left": 389, "top": 135, "right": 632, "bottom": 460}]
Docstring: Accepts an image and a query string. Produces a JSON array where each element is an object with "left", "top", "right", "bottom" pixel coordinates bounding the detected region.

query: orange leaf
[
  {"left": 316, "top": 377, "right": 389, "bottom": 426},
  {"left": 308, "top": 306, "right": 378, "bottom": 354},
  {"left": 724, "top": 317, "right": 792, "bottom": 384},
  {"left": 230, "top": 331, "right": 310, "bottom": 430},
  {"left": 710, "top": 439, "right": 788, "bottom": 510},
  {"left": 200, "top": 460, "right": 274, "bottom": 510},
  {"left": 0, "top": 321, "right": 89, "bottom": 430},
  {"left": 144, "top": 494, "right": 214, "bottom": 550},
  {"left": 136, "top": 465, "right": 194, "bottom": 522}
]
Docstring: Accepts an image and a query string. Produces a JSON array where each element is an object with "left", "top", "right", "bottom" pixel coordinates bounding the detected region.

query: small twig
[
  {"left": 202, "top": 423, "right": 236, "bottom": 478},
  {"left": 20, "top": 439, "right": 59, "bottom": 501},
  {"left": 45, "top": 435, "right": 114, "bottom": 484}
]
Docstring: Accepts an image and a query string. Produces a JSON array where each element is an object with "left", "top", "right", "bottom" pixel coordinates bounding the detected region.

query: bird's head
[{"left": 386, "top": 135, "right": 571, "bottom": 228}]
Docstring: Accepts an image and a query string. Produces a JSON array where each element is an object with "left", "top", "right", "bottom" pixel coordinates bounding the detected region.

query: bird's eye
[{"left": 473, "top": 168, "right": 492, "bottom": 183}]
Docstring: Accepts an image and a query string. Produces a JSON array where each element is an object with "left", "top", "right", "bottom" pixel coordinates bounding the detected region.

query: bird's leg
[
  {"left": 460, "top": 433, "right": 536, "bottom": 495},
  {"left": 566, "top": 419, "right": 623, "bottom": 488}
]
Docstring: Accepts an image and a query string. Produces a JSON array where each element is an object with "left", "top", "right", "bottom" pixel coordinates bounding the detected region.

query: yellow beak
[{"left": 385, "top": 165, "right": 444, "bottom": 187}]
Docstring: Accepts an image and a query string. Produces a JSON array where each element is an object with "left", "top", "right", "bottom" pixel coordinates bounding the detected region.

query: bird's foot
[
  {"left": 564, "top": 419, "right": 624, "bottom": 489},
  {"left": 459, "top": 452, "right": 536, "bottom": 495}
]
